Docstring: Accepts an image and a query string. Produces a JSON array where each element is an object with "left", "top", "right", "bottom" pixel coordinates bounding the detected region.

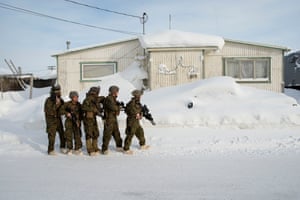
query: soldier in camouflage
[
  {"left": 44, "top": 85, "right": 66, "bottom": 155},
  {"left": 60, "top": 91, "right": 83, "bottom": 155},
  {"left": 123, "top": 90, "right": 149, "bottom": 154},
  {"left": 82, "top": 87, "right": 102, "bottom": 156},
  {"left": 101, "top": 85, "right": 123, "bottom": 155}
]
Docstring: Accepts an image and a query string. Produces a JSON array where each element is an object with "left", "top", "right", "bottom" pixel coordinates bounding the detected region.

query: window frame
[
  {"left": 80, "top": 61, "right": 117, "bottom": 82},
  {"left": 223, "top": 57, "right": 271, "bottom": 83}
]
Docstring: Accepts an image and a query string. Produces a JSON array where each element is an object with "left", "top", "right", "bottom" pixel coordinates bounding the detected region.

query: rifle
[
  {"left": 120, "top": 100, "right": 156, "bottom": 125},
  {"left": 66, "top": 107, "right": 82, "bottom": 137},
  {"left": 141, "top": 105, "right": 156, "bottom": 125},
  {"left": 117, "top": 101, "right": 126, "bottom": 111},
  {"left": 93, "top": 96, "right": 105, "bottom": 119}
]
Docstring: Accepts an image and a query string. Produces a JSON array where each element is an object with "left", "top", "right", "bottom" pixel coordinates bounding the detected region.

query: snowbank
[
  {"left": 143, "top": 77, "right": 300, "bottom": 128},
  {"left": 78, "top": 60, "right": 147, "bottom": 103},
  {"left": 1, "top": 69, "right": 300, "bottom": 129}
]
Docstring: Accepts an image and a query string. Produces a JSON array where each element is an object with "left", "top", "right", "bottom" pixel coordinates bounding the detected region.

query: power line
[
  {"left": 64, "top": 0, "right": 141, "bottom": 19},
  {"left": 0, "top": 2, "right": 141, "bottom": 35}
]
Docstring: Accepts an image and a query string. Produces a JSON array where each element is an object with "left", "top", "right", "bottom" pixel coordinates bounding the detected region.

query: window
[
  {"left": 224, "top": 58, "right": 270, "bottom": 82},
  {"left": 80, "top": 62, "right": 117, "bottom": 81}
]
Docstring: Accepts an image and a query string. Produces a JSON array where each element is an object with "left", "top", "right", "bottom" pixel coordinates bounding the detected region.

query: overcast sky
[{"left": 0, "top": 0, "right": 299, "bottom": 73}]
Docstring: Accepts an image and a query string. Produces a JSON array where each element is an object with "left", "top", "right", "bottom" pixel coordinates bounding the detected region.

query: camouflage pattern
[
  {"left": 101, "top": 95, "right": 123, "bottom": 153},
  {"left": 131, "top": 89, "right": 143, "bottom": 97},
  {"left": 123, "top": 97, "right": 146, "bottom": 151},
  {"left": 82, "top": 92, "right": 101, "bottom": 154},
  {"left": 44, "top": 94, "right": 65, "bottom": 153},
  {"left": 60, "top": 100, "right": 83, "bottom": 151}
]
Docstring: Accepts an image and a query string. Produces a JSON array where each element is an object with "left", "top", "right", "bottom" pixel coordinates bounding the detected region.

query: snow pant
[
  {"left": 46, "top": 117, "right": 65, "bottom": 153},
  {"left": 65, "top": 119, "right": 82, "bottom": 151},
  {"left": 102, "top": 117, "right": 122, "bottom": 152},
  {"left": 83, "top": 118, "right": 100, "bottom": 154},
  {"left": 123, "top": 118, "right": 145, "bottom": 151}
]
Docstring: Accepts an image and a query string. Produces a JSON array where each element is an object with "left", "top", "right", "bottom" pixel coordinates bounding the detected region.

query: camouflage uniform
[
  {"left": 101, "top": 86, "right": 123, "bottom": 153},
  {"left": 82, "top": 87, "right": 102, "bottom": 155},
  {"left": 123, "top": 90, "right": 146, "bottom": 151},
  {"left": 60, "top": 92, "right": 83, "bottom": 152},
  {"left": 44, "top": 85, "right": 65, "bottom": 154}
]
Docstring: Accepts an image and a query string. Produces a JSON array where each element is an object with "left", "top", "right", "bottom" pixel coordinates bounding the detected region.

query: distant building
[
  {"left": 284, "top": 51, "right": 300, "bottom": 89},
  {"left": 52, "top": 30, "right": 289, "bottom": 96}
]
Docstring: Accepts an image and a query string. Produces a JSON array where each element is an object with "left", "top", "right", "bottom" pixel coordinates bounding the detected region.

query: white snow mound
[{"left": 143, "top": 77, "right": 300, "bottom": 128}]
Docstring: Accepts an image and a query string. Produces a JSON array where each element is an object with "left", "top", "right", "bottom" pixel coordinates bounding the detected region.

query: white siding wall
[
  {"left": 148, "top": 49, "right": 203, "bottom": 90},
  {"left": 57, "top": 38, "right": 285, "bottom": 95},
  {"left": 204, "top": 41, "right": 284, "bottom": 92},
  {"left": 57, "top": 39, "right": 143, "bottom": 96}
]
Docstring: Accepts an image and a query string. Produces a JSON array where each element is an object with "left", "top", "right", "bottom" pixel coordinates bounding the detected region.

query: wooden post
[
  {"left": 29, "top": 74, "right": 33, "bottom": 99},
  {"left": 0, "top": 77, "right": 3, "bottom": 99}
]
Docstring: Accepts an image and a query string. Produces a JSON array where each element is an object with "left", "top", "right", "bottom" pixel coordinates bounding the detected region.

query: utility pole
[{"left": 141, "top": 12, "right": 148, "bottom": 35}]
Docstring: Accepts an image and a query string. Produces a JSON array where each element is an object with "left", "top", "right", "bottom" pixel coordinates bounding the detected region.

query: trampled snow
[{"left": 0, "top": 64, "right": 300, "bottom": 199}]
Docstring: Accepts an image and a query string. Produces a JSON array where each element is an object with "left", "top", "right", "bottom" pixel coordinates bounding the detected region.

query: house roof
[
  {"left": 52, "top": 30, "right": 290, "bottom": 57},
  {"left": 52, "top": 37, "right": 138, "bottom": 57},
  {"left": 139, "top": 30, "right": 225, "bottom": 50},
  {"left": 225, "top": 38, "right": 290, "bottom": 51}
]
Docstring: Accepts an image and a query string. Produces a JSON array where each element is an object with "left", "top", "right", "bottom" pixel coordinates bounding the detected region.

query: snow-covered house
[{"left": 52, "top": 30, "right": 289, "bottom": 96}]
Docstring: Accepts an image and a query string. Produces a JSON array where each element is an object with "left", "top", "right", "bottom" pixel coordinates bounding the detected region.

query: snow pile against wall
[
  {"left": 143, "top": 77, "right": 300, "bottom": 128},
  {"left": 139, "top": 30, "right": 225, "bottom": 50},
  {"left": 80, "top": 60, "right": 147, "bottom": 102},
  {"left": 1, "top": 75, "right": 300, "bottom": 129},
  {"left": 119, "top": 60, "right": 148, "bottom": 89}
]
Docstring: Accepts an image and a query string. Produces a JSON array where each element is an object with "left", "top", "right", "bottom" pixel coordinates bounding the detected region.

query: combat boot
[
  {"left": 140, "top": 145, "right": 150, "bottom": 150},
  {"left": 92, "top": 139, "right": 100, "bottom": 153},
  {"left": 102, "top": 150, "right": 109, "bottom": 155},
  {"left": 89, "top": 152, "right": 97, "bottom": 156},
  {"left": 60, "top": 148, "right": 67, "bottom": 154},
  {"left": 48, "top": 151, "right": 57, "bottom": 156},
  {"left": 123, "top": 150, "right": 133, "bottom": 155},
  {"left": 66, "top": 149, "right": 72, "bottom": 155},
  {"left": 74, "top": 149, "right": 83, "bottom": 156},
  {"left": 116, "top": 147, "right": 123, "bottom": 152}
]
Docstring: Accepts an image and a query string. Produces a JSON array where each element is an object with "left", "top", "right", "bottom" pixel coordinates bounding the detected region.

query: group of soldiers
[{"left": 44, "top": 84, "right": 152, "bottom": 156}]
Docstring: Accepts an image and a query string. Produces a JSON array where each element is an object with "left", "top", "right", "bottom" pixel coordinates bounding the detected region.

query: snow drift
[
  {"left": 0, "top": 62, "right": 300, "bottom": 129},
  {"left": 143, "top": 77, "right": 300, "bottom": 128}
]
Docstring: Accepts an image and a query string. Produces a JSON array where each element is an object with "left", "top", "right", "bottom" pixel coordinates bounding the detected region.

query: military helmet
[
  {"left": 51, "top": 84, "right": 61, "bottom": 93},
  {"left": 131, "top": 89, "right": 143, "bottom": 97},
  {"left": 109, "top": 85, "right": 119, "bottom": 94},
  {"left": 88, "top": 87, "right": 99, "bottom": 95},
  {"left": 69, "top": 91, "right": 79, "bottom": 99}
]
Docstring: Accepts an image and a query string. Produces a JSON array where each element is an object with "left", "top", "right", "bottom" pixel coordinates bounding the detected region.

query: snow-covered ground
[{"left": 1, "top": 65, "right": 300, "bottom": 199}]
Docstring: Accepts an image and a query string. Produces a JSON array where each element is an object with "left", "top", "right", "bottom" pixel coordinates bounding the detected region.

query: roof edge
[
  {"left": 52, "top": 37, "right": 138, "bottom": 57},
  {"left": 225, "top": 38, "right": 290, "bottom": 52}
]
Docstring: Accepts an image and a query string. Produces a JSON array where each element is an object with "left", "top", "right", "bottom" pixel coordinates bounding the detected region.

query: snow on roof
[
  {"left": 33, "top": 69, "right": 57, "bottom": 80},
  {"left": 139, "top": 30, "right": 225, "bottom": 50}
]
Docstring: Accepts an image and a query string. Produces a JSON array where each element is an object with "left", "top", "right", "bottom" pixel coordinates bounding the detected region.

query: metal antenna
[
  {"left": 140, "top": 12, "right": 148, "bottom": 35},
  {"left": 169, "top": 14, "right": 172, "bottom": 30}
]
